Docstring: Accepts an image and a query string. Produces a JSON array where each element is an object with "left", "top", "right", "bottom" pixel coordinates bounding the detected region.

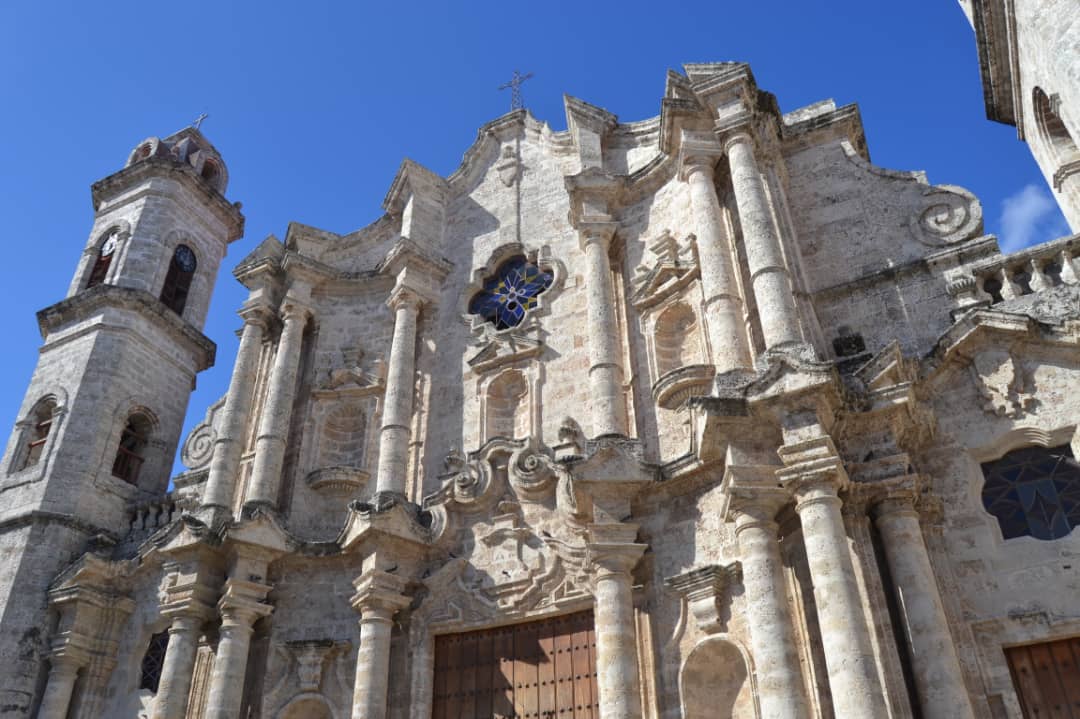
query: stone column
[
  {"left": 38, "top": 654, "right": 83, "bottom": 719},
  {"left": 204, "top": 583, "right": 272, "bottom": 719},
  {"left": 202, "top": 305, "right": 270, "bottom": 513},
  {"left": 375, "top": 288, "right": 422, "bottom": 497},
  {"left": 790, "top": 476, "right": 887, "bottom": 717},
  {"left": 589, "top": 537, "right": 646, "bottom": 719},
  {"left": 721, "top": 129, "right": 801, "bottom": 349},
  {"left": 874, "top": 493, "right": 975, "bottom": 719},
  {"left": 151, "top": 612, "right": 206, "bottom": 719},
  {"left": 683, "top": 157, "right": 752, "bottom": 372},
  {"left": 581, "top": 226, "right": 629, "bottom": 437},
  {"left": 732, "top": 503, "right": 811, "bottom": 719},
  {"left": 245, "top": 301, "right": 310, "bottom": 509},
  {"left": 349, "top": 571, "right": 410, "bottom": 719}
]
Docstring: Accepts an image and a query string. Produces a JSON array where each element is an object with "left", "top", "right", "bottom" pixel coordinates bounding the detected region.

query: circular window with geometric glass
[
  {"left": 980, "top": 444, "right": 1080, "bottom": 540},
  {"left": 468, "top": 255, "right": 553, "bottom": 330}
]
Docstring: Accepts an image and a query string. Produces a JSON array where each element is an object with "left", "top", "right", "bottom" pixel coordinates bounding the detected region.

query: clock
[
  {"left": 174, "top": 245, "right": 197, "bottom": 273},
  {"left": 100, "top": 232, "right": 119, "bottom": 256}
]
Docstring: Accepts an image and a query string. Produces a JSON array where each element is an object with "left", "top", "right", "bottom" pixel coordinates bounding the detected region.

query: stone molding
[{"left": 664, "top": 562, "right": 742, "bottom": 634}]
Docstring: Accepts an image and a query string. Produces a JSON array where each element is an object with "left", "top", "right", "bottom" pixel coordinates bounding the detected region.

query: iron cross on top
[{"left": 499, "top": 70, "right": 534, "bottom": 111}]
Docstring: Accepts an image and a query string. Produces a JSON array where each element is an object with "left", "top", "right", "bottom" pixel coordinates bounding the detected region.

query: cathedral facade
[{"left": 1, "top": 6, "right": 1079, "bottom": 718}]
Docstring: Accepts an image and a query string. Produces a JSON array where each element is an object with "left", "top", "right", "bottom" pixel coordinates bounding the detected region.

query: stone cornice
[
  {"left": 36, "top": 285, "right": 216, "bottom": 372},
  {"left": 968, "top": 0, "right": 1021, "bottom": 129},
  {"left": 382, "top": 158, "right": 450, "bottom": 217},
  {"left": 379, "top": 238, "right": 453, "bottom": 282},
  {"left": 91, "top": 157, "right": 244, "bottom": 242}
]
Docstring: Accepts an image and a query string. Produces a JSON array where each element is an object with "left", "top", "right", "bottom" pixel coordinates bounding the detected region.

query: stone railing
[
  {"left": 129, "top": 495, "right": 183, "bottom": 533},
  {"left": 115, "top": 493, "right": 193, "bottom": 554},
  {"left": 949, "top": 233, "right": 1080, "bottom": 309}
]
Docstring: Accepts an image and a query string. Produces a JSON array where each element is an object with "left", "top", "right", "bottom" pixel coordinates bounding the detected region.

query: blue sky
[{"left": 0, "top": 0, "right": 1070, "bottom": 476}]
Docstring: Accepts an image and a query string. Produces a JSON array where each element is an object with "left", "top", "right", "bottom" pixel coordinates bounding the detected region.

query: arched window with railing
[
  {"left": 159, "top": 244, "right": 197, "bottom": 316},
  {"left": 86, "top": 230, "right": 120, "bottom": 289},
  {"left": 12, "top": 397, "right": 58, "bottom": 472},
  {"left": 113, "top": 412, "right": 153, "bottom": 485}
]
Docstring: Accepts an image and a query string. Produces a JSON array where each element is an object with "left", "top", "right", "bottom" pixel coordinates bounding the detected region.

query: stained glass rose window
[
  {"left": 981, "top": 444, "right": 1080, "bottom": 540},
  {"left": 469, "top": 256, "right": 553, "bottom": 330}
]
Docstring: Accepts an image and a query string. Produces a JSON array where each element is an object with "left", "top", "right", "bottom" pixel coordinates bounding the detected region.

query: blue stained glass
[
  {"left": 981, "top": 445, "right": 1080, "bottom": 541},
  {"left": 469, "top": 256, "right": 553, "bottom": 330}
]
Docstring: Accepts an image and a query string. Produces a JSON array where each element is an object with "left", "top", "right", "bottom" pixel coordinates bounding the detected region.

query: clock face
[
  {"left": 174, "top": 245, "right": 197, "bottom": 273},
  {"left": 100, "top": 232, "right": 118, "bottom": 256}
]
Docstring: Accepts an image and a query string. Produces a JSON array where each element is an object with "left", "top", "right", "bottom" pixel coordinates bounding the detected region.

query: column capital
[
  {"left": 161, "top": 599, "right": 216, "bottom": 627},
  {"left": 721, "top": 463, "right": 793, "bottom": 526},
  {"left": 679, "top": 154, "right": 719, "bottom": 182},
  {"left": 238, "top": 302, "right": 275, "bottom": 329},
  {"left": 47, "top": 647, "right": 88, "bottom": 675},
  {"left": 218, "top": 578, "right": 273, "bottom": 627},
  {"left": 871, "top": 474, "right": 923, "bottom": 521},
  {"left": 279, "top": 300, "right": 313, "bottom": 324},
  {"left": 714, "top": 116, "right": 756, "bottom": 154},
  {"left": 587, "top": 540, "right": 646, "bottom": 579},
  {"left": 387, "top": 284, "right": 425, "bottom": 313},
  {"left": 577, "top": 222, "right": 618, "bottom": 252},
  {"left": 350, "top": 570, "right": 411, "bottom": 618}
]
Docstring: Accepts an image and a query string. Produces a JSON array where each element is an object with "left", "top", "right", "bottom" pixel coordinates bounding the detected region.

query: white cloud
[{"left": 998, "top": 183, "right": 1070, "bottom": 253}]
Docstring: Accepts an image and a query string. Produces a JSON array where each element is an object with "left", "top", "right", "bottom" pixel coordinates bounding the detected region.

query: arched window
[
  {"left": 159, "top": 245, "right": 197, "bottom": 316},
  {"left": 980, "top": 444, "right": 1080, "bottom": 540},
  {"left": 15, "top": 398, "right": 57, "bottom": 471},
  {"left": 468, "top": 256, "right": 553, "bottom": 330},
  {"left": 139, "top": 631, "right": 170, "bottom": 693},
  {"left": 86, "top": 230, "right": 120, "bottom": 289},
  {"left": 1034, "top": 87, "right": 1080, "bottom": 165},
  {"left": 113, "top": 413, "right": 152, "bottom": 484},
  {"left": 201, "top": 159, "right": 219, "bottom": 185}
]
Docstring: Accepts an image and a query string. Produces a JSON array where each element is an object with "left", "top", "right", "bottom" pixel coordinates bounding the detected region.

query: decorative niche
[
  {"left": 631, "top": 230, "right": 715, "bottom": 410},
  {"left": 301, "top": 347, "right": 384, "bottom": 496},
  {"left": 462, "top": 245, "right": 565, "bottom": 447}
]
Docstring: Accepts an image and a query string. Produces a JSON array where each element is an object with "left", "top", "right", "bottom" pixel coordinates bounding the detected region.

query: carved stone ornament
[
  {"left": 910, "top": 184, "right": 983, "bottom": 247},
  {"left": 495, "top": 144, "right": 521, "bottom": 187},
  {"left": 264, "top": 639, "right": 352, "bottom": 719},
  {"left": 180, "top": 396, "right": 224, "bottom": 471},
  {"left": 970, "top": 348, "right": 1035, "bottom": 419},
  {"left": 415, "top": 440, "right": 591, "bottom": 636},
  {"left": 630, "top": 230, "right": 700, "bottom": 311}
]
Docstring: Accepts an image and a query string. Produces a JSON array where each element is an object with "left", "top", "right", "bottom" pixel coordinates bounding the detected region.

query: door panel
[
  {"left": 1006, "top": 637, "right": 1080, "bottom": 718},
  {"left": 433, "top": 610, "right": 598, "bottom": 719}
]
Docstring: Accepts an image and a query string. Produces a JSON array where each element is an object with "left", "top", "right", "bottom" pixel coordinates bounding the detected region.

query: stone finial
[
  {"left": 648, "top": 229, "right": 680, "bottom": 265},
  {"left": 665, "top": 563, "right": 742, "bottom": 634},
  {"left": 554, "top": 417, "right": 585, "bottom": 461}
]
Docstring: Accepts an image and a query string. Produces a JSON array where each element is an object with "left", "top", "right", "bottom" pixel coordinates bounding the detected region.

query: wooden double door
[
  {"left": 1007, "top": 636, "right": 1080, "bottom": 717},
  {"left": 432, "top": 609, "right": 599, "bottom": 719}
]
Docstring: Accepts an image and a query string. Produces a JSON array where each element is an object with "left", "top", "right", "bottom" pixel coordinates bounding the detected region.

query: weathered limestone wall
[{"left": 1013, "top": 0, "right": 1080, "bottom": 231}]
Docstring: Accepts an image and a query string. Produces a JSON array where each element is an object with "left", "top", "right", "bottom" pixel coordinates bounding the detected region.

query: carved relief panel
[{"left": 298, "top": 347, "right": 385, "bottom": 497}]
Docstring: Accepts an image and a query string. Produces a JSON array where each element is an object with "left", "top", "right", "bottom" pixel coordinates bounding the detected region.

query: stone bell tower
[{"left": 0, "top": 127, "right": 243, "bottom": 716}]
